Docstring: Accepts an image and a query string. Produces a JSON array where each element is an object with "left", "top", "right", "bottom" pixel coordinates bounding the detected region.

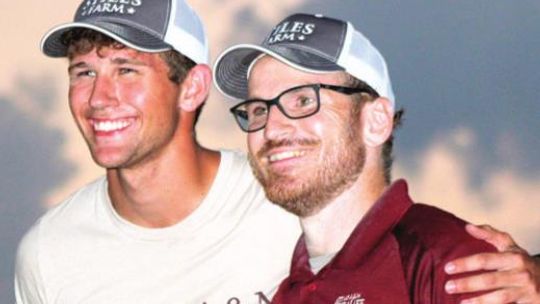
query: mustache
[{"left": 256, "top": 138, "right": 320, "bottom": 159}]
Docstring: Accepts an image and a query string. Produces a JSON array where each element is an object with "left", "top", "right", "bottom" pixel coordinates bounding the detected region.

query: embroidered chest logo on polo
[
  {"left": 266, "top": 21, "right": 316, "bottom": 44},
  {"left": 334, "top": 293, "right": 366, "bottom": 304},
  {"left": 80, "top": 0, "right": 143, "bottom": 16}
]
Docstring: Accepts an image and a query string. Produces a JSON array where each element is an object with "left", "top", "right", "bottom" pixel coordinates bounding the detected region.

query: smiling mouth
[
  {"left": 268, "top": 150, "right": 307, "bottom": 163},
  {"left": 91, "top": 119, "right": 133, "bottom": 132}
]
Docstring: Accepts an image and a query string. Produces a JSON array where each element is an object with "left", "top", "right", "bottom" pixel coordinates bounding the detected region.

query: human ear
[
  {"left": 362, "top": 97, "right": 394, "bottom": 147},
  {"left": 178, "top": 64, "right": 212, "bottom": 112}
]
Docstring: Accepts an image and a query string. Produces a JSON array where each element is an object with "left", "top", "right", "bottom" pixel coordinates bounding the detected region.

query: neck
[
  {"left": 107, "top": 132, "right": 220, "bottom": 228},
  {"left": 300, "top": 168, "right": 387, "bottom": 257}
]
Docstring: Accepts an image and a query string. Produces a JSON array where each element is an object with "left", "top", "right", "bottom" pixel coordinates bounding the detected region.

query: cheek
[
  {"left": 311, "top": 120, "right": 326, "bottom": 137},
  {"left": 315, "top": 107, "right": 351, "bottom": 135},
  {"left": 297, "top": 116, "right": 327, "bottom": 140},
  {"left": 68, "top": 86, "right": 89, "bottom": 116},
  {"left": 121, "top": 78, "right": 177, "bottom": 112},
  {"left": 118, "top": 82, "right": 145, "bottom": 107},
  {"left": 247, "top": 133, "right": 264, "bottom": 156}
]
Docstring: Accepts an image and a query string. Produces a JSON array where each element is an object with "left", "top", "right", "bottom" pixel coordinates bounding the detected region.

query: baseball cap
[
  {"left": 41, "top": 0, "right": 209, "bottom": 64},
  {"left": 214, "top": 13, "right": 395, "bottom": 107}
]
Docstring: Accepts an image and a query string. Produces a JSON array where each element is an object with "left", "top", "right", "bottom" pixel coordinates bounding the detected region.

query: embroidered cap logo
[
  {"left": 266, "top": 19, "right": 316, "bottom": 44},
  {"left": 80, "top": 0, "right": 143, "bottom": 16}
]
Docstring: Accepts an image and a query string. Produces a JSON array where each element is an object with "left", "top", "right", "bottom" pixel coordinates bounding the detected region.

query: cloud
[
  {"left": 190, "top": 0, "right": 306, "bottom": 52},
  {"left": 0, "top": 75, "right": 74, "bottom": 304},
  {"left": 396, "top": 127, "right": 540, "bottom": 252}
]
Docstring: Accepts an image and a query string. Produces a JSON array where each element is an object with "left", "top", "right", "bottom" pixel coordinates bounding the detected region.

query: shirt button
[{"left": 307, "top": 283, "right": 317, "bottom": 292}]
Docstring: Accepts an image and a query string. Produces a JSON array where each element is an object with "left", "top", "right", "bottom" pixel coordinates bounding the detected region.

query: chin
[
  {"left": 263, "top": 181, "right": 326, "bottom": 218},
  {"left": 91, "top": 153, "right": 128, "bottom": 169}
]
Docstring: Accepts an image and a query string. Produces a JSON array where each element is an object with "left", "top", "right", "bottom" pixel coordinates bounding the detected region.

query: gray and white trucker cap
[
  {"left": 214, "top": 13, "right": 395, "bottom": 106},
  {"left": 41, "top": 0, "right": 209, "bottom": 64}
]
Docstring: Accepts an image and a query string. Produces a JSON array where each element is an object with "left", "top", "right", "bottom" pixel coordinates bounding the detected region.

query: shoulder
[
  {"left": 394, "top": 203, "right": 496, "bottom": 263},
  {"left": 17, "top": 177, "right": 106, "bottom": 254},
  {"left": 15, "top": 177, "right": 104, "bottom": 302},
  {"left": 215, "top": 150, "right": 265, "bottom": 202},
  {"left": 16, "top": 216, "right": 43, "bottom": 274},
  {"left": 215, "top": 149, "right": 300, "bottom": 236},
  {"left": 41, "top": 177, "right": 106, "bottom": 225},
  {"left": 15, "top": 214, "right": 46, "bottom": 302},
  {"left": 393, "top": 204, "right": 497, "bottom": 302},
  {"left": 221, "top": 149, "right": 253, "bottom": 178},
  {"left": 15, "top": 226, "right": 45, "bottom": 302}
]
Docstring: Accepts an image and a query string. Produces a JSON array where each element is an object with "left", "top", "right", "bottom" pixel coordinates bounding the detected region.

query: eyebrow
[
  {"left": 68, "top": 62, "right": 88, "bottom": 73},
  {"left": 68, "top": 57, "right": 148, "bottom": 73},
  {"left": 110, "top": 57, "right": 147, "bottom": 66}
]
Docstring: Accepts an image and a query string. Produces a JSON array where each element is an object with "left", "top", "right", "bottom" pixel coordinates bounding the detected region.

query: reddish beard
[{"left": 249, "top": 120, "right": 365, "bottom": 217}]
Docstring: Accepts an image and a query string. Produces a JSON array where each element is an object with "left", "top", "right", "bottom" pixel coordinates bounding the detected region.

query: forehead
[
  {"left": 247, "top": 56, "right": 346, "bottom": 97},
  {"left": 69, "top": 45, "right": 164, "bottom": 66}
]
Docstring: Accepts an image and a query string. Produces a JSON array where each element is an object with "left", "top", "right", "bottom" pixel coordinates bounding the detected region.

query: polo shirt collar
[{"left": 288, "top": 179, "right": 413, "bottom": 281}]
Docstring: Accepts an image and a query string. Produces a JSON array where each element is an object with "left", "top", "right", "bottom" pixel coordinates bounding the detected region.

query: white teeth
[
  {"left": 268, "top": 151, "right": 305, "bottom": 162},
  {"left": 93, "top": 120, "right": 131, "bottom": 132}
]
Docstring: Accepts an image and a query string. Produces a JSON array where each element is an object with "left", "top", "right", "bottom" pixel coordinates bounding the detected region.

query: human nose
[
  {"left": 89, "top": 75, "right": 118, "bottom": 109},
  {"left": 263, "top": 104, "right": 295, "bottom": 141}
]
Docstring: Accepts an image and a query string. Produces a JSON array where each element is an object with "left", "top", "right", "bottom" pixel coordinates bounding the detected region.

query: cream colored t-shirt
[{"left": 15, "top": 150, "right": 300, "bottom": 304}]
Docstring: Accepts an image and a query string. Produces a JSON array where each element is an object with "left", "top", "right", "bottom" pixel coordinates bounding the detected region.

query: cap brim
[
  {"left": 214, "top": 44, "right": 344, "bottom": 102},
  {"left": 41, "top": 20, "right": 171, "bottom": 58}
]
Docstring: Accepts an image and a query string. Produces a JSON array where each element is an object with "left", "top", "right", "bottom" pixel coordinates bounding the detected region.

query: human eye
[
  {"left": 247, "top": 103, "right": 268, "bottom": 118},
  {"left": 82, "top": 70, "right": 96, "bottom": 77},
  {"left": 118, "top": 67, "right": 137, "bottom": 75},
  {"left": 286, "top": 88, "right": 317, "bottom": 111},
  {"left": 296, "top": 95, "right": 316, "bottom": 108},
  {"left": 72, "top": 69, "right": 95, "bottom": 78},
  {"left": 69, "top": 69, "right": 96, "bottom": 83}
]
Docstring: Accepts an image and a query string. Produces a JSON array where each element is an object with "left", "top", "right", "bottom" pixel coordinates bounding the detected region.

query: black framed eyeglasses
[{"left": 230, "top": 83, "right": 373, "bottom": 132}]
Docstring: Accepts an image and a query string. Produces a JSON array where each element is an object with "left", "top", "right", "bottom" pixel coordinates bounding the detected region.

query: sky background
[{"left": 1, "top": 0, "right": 539, "bottom": 302}]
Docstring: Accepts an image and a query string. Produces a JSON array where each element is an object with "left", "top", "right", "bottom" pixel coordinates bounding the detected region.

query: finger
[
  {"left": 445, "top": 252, "right": 526, "bottom": 274},
  {"left": 465, "top": 224, "right": 517, "bottom": 252},
  {"left": 465, "top": 224, "right": 496, "bottom": 241},
  {"left": 445, "top": 270, "right": 526, "bottom": 294},
  {"left": 458, "top": 287, "right": 526, "bottom": 304}
]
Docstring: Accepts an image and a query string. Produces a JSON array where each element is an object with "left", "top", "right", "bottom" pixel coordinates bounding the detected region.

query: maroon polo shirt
[{"left": 272, "top": 180, "right": 496, "bottom": 304}]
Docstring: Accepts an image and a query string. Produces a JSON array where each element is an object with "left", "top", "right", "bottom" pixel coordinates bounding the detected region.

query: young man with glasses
[{"left": 214, "top": 13, "right": 540, "bottom": 303}]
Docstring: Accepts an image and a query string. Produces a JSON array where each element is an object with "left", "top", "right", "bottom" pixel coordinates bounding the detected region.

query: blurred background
[{"left": 1, "top": 0, "right": 539, "bottom": 301}]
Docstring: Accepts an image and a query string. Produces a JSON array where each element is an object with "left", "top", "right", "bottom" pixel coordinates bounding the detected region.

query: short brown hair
[{"left": 62, "top": 28, "right": 205, "bottom": 124}]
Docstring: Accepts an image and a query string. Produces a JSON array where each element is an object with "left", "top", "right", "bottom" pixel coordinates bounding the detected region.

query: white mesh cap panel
[
  {"left": 337, "top": 23, "right": 395, "bottom": 107},
  {"left": 164, "top": 0, "right": 209, "bottom": 64}
]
